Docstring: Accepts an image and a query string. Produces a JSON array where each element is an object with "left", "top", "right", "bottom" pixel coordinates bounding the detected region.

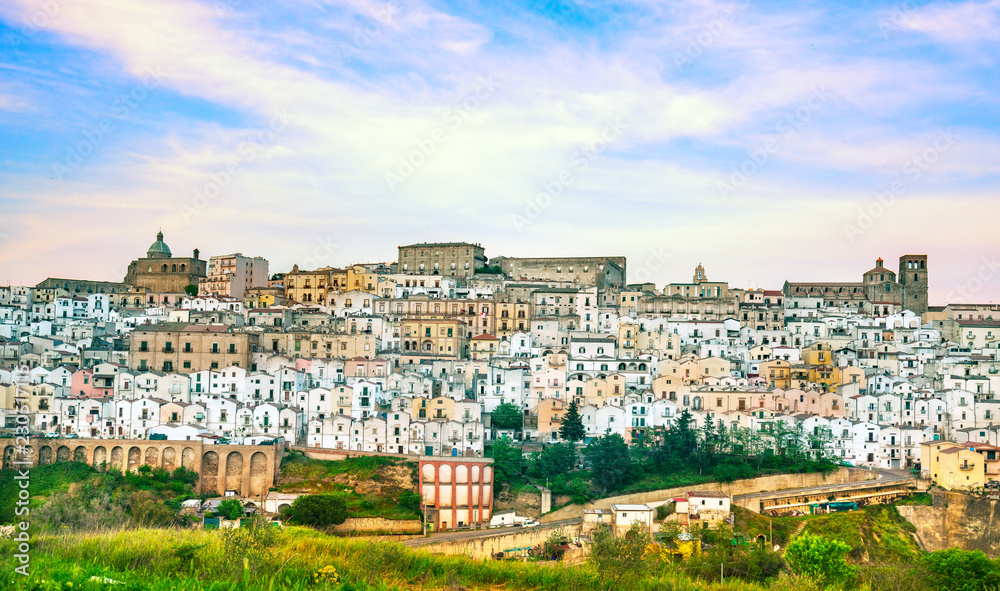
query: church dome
[{"left": 147, "top": 231, "right": 172, "bottom": 258}]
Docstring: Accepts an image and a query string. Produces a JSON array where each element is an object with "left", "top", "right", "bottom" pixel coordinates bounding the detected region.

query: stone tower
[{"left": 898, "top": 254, "right": 929, "bottom": 315}]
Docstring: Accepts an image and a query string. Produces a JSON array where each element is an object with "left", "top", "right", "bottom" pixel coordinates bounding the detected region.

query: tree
[
  {"left": 584, "top": 433, "right": 631, "bottom": 493},
  {"left": 785, "top": 532, "right": 856, "bottom": 588},
  {"left": 288, "top": 494, "right": 348, "bottom": 526},
  {"left": 184, "top": 284, "right": 198, "bottom": 297},
  {"left": 655, "top": 408, "right": 698, "bottom": 468},
  {"left": 487, "top": 436, "right": 526, "bottom": 488},
  {"left": 559, "top": 401, "right": 586, "bottom": 442},
  {"left": 923, "top": 548, "right": 1000, "bottom": 591},
  {"left": 216, "top": 498, "right": 244, "bottom": 520},
  {"left": 491, "top": 402, "right": 523, "bottom": 431},
  {"left": 537, "top": 443, "right": 576, "bottom": 480},
  {"left": 588, "top": 522, "right": 653, "bottom": 591}
]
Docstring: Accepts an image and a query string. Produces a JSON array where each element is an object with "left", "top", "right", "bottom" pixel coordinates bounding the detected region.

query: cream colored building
[
  {"left": 400, "top": 318, "right": 469, "bottom": 361},
  {"left": 921, "top": 440, "right": 985, "bottom": 490},
  {"left": 129, "top": 323, "right": 258, "bottom": 373},
  {"left": 398, "top": 242, "right": 486, "bottom": 278},
  {"left": 199, "top": 253, "right": 269, "bottom": 299}
]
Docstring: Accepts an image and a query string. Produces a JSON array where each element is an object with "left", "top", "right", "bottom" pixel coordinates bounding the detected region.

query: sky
[{"left": 0, "top": 0, "right": 998, "bottom": 305}]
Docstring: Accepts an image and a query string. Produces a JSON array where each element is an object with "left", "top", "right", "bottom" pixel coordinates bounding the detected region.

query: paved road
[
  {"left": 402, "top": 518, "right": 581, "bottom": 548},
  {"left": 734, "top": 468, "right": 912, "bottom": 502}
]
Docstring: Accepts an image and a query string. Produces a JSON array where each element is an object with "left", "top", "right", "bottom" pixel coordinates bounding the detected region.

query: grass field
[
  {"left": 0, "top": 462, "right": 97, "bottom": 523},
  {"left": 0, "top": 526, "right": 824, "bottom": 591}
]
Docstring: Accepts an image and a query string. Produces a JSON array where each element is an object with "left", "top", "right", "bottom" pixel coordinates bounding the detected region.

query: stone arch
[
  {"left": 57, "top": 446, "right": 70, "bottom": 462},
  {"left": 226, "top": 451, "right": 244, "bottom": 493},
  {"left": 144, "top": 446, "right": 159, "bottom": 468},
  {"left": 483, "top": 466, "right": 493, "bottom": 484},
  {"left": 127, "top": 446, "right": 142, "bottom": 472},
  {"left": 456, "top": 464, "right": 469, "bottom": 483},
  {"left": 181, "top": 447, "right": 195, "bottom": 470},
  {"left": 93, "top": 446, "right": 107, "bottom": 471},
  {"left": 2, "top": 446, "right": 14, "bottom": 470},
  {"left": 38, "top": 446, "right": 53, "bottom": 465},
  {"left": 202, "top": 451, "right": 220, "bottom": 494},
  {"left": 439, "top": 464, "right": 452, "bottom": 483},
  {"left": 110, "top": 446, "right": 124, "bottom": 470},
  {"left": 161, "top": 447, "right": 177, "bottom": 472},
  {"left": 73, "top": 446, "right": 87, "bottom": 463},
  {"left": 249, "top": 452, "right": 267, "bottom": 497},
  {"left": 421, "top": 463, "right": 435, "bottom": 482}
]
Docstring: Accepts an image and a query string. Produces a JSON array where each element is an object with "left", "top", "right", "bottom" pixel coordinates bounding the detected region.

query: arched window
[
  {"left": 180, "top": 264, "right": 186, "bottom": 272},
  {"left": 162, "top": 264, "right": 168, "bottom": 272},
  {"left": 171, "top": 264, "right": 177, "bottom": 272}
]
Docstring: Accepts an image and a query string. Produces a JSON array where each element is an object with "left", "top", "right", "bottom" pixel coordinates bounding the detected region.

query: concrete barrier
[
  {"left": 419, "top": 522, "right": 583, "bottom": 560},
  {"left": 331, "top": 517, "right": 422, "bottom": 534},
  {"left": 540, "top": 467, "right": 875, "bottom": 522}
]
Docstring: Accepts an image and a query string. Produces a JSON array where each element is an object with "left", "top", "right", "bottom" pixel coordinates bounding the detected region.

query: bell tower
[{"left": 898, "top": 254, "right": 928, "bottom": 315}]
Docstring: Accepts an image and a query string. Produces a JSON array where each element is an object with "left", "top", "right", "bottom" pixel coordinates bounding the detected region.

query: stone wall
[
  {"left": 540, "top": 467, "right": 875, "bottom": 522},
  {"left": 898, "top": 491, "right": 1000, "bottom": 557},
  {"left": 420, "top": 522, "right": 583, "bottom": 560},
  {"left": 332, "top": 517, "right": 422, "bottom": 534},
  {"left": 292, "top": 446, "right": 422, "bottom": 462}
]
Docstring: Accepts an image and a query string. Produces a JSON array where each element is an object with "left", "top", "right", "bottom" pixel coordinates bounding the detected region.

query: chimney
[{"left": 194, "top": 248, "right": 200, "bottom": 260}]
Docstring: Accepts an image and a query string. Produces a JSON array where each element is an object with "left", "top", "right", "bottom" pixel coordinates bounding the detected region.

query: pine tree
[{"left": 559, "top": 401, "right": 586, "bottom": 442}]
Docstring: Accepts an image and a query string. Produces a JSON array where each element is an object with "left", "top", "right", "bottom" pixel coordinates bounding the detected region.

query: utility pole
[{"left": 720, "top": 562, "right": 724, "bottom": 585}]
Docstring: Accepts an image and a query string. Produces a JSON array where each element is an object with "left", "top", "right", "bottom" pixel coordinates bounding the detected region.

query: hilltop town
[{"left": 3, "top": 236, "right": 999, "bottom": 505}]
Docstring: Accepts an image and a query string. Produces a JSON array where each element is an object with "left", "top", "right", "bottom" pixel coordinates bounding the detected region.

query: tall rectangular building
[
  {"left": 397, "top": 242, "right": 487, "bottom": 277},
  {"left": 200, "top": 253, "right": 270, "bottom": 299}
]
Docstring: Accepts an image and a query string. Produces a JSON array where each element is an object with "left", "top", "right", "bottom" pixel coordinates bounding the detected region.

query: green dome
[{"left": 147, "top": 231, "right": 172, "bottom": 258}]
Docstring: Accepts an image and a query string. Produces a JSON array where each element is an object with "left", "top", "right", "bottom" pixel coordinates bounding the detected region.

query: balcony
[{"left": 960, "top": 463, "right": 975, "bottom": 471}]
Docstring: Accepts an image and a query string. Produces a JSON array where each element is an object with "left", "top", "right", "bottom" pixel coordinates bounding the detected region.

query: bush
[
  {"left": 923, "top": 548, "right": 1000, "bottom": 591},
  {"left": 218, "top": 514, "right": 281, "bottom": 575},
  {"left": 288, "top": 494, "right": 348, "bottom": 527},
  {"left": 785, "top": 532, "right": 856, "bottom": 588}
]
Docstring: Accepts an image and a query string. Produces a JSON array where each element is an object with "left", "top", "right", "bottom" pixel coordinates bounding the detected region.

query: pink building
[{"left": 419, "top": 456, "right": 494, "bottom": 531}]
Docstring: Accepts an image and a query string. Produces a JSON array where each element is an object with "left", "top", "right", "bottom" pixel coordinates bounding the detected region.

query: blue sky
[{"left": 1, "top": 0, "right": 998, "bottom": 303}]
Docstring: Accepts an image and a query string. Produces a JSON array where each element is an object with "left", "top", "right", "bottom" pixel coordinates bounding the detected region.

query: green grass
[
  {"left": 895, "top": 492, "right": 933, "bottom": 506},
  {"left": 279, "top": 452, "right": 403, "bottom": 482},
  {"left": 0, "top": 526, "right": 828, "bottom": 591},
  {"left": 0, "top": 462, "right": 96, "bottom": 524},
  {"left": 733, "top": 506, "right": 805, "bottom": 548},
  {"left": 798, "top": 505, "right": 919, "bottom": 563},
  {"left": 277, "top": 452, "right": 420, "bottom": 521}
]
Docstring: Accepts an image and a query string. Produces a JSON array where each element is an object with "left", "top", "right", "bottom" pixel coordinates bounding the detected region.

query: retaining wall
[{"left": 540, "top": 467, "right": 875, "bottom": 522}]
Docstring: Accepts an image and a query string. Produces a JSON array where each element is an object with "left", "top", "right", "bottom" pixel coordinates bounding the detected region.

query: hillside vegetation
[
  {"left": 5, "top": 518, "right": 1000, "bottom": 591},
  {"left": 277, "top": 451, "right": 421, "bottom": 520},
  {"left": 0, "top": 462, "right": 199, "bottom": 528}
]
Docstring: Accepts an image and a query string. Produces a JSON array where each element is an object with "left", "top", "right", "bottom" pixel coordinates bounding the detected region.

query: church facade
[
  {"left": 124, "top": 232, "right": 207, "bottom": 294},
  {"left": 783, "top": 255, "right": 929, "bottom": 315}
]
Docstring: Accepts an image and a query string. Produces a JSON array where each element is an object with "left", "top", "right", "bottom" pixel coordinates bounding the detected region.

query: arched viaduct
[{"left": 2, "top": 438, "right": 283, "bottom": 498}]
